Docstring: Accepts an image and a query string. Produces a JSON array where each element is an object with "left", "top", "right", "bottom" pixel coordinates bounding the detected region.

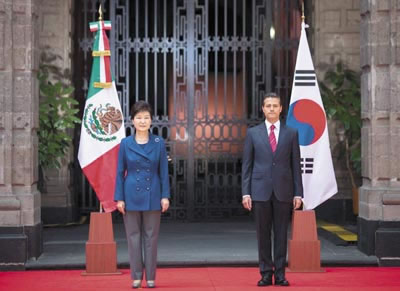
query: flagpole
[
  {"left": 98, "top": 4, "right": 103, "bottom": 215},
  {"left": 98, "top": 4, "right": 103, "bottom": 21},
  {"left": 288, "top": 8, "right": 324, "bottom": 268},
  {"left": 300, "top": 1, "right": 305, "bottom": 212},
  {"left": 80, "top": 3, "right": 122, "bottom": 275}
]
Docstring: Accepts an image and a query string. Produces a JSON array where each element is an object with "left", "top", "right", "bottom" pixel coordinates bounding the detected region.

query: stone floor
[{"left": 26, "top": 220, "right": 377, "bottom": 269}]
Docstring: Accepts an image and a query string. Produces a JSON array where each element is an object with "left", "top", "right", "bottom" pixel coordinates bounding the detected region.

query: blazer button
[
  {"left": 137, "top": 178, "right": 140, "bottom": 181},
  {"left": 136, "top": 187, "right": 140, "bottom": 191},
  {"left": 146, "top": 178, "right": 150, "bottom": 181},
  {"left": 147, "top": 169, "right": 150, "bottom": 172},
  {"left": 146, "top": 187, "right": 150, "bottom": 191},
  {"left": 137, "top": 169, "right": 140, "bottom": 172}
]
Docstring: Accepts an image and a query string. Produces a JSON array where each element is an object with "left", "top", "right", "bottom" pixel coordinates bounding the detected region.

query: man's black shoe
[
  {"left": 257, "top": 274, "right": 273, "bottom": 287},
  {"left": 274, "top": 278, "right": 290, "bottom": 286}
]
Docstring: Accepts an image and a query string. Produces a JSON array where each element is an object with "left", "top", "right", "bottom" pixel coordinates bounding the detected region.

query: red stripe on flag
[
  {"left": 104, "top": 56, "right": 112, "bottom": 83},
  {"left": 82, "top": 144, "right": 120, "bottom": 212},
  {"left": 102, "top": 23, "right": 110, "bottom": 50}
]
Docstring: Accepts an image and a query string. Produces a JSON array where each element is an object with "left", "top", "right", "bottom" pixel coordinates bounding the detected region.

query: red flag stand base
[
  {"left": 81, "top": 212, "right": 122, "bottom": 276},
  {"left": 288, "top": 210, "right": 324, "bottom": 272}
]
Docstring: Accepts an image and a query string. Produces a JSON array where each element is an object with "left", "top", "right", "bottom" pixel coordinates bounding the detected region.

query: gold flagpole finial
[
  {"left": 301, "top": 2, "right": 305, "bottom": 22},
  {"left": 98, "top": 4, "right": 103, "bottom": 21}
]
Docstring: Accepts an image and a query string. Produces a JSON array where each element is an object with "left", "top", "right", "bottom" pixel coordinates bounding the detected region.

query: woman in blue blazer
[{"left": 114, "top": 101, "right": 170, "bottom": 289}]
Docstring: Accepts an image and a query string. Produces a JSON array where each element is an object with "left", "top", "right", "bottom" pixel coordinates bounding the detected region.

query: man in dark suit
[{"left": 242, "top": 92, "right": 303, "bottom": 287}]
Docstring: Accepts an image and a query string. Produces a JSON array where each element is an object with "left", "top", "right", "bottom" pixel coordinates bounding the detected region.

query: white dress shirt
[{"left": 265, "top": 119, "right": 280, "bottom": 144}]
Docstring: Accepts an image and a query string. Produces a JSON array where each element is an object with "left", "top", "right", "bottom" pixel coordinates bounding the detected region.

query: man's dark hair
[
  {"left": 130, "top": 100, "right": 153, "bottom": 119},
  {"left": 262, "top": 92, "right": 281, "bottom": 106}
]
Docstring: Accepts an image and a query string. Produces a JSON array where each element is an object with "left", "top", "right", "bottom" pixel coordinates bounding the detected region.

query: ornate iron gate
[{"left": 74, "top": 0, "right": 301, "bottom": 220}]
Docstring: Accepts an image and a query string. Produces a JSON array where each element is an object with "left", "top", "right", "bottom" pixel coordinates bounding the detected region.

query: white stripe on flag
[
  {"left": 99, "top": 27, "right": 105, "bottom": 83},
  {"left": 78, "top": 82, "right": 125, "bottom": 168},
  {"left": 90, "top": 23, "right": 98, "bottom": 31}
]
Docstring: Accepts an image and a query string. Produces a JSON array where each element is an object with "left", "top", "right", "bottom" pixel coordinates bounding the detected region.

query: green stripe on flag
[
  {"left": 89, "top": 21, "right": 98, "bottom": 27},
  {"left": 87, "top": 57, "right": 102, "bottom": 99},
  {"left": 87, "top": 28, "right": 102, "bottom": 99},
  {"left": 93, "top": 29, "right": 100, "bottom": 52}
]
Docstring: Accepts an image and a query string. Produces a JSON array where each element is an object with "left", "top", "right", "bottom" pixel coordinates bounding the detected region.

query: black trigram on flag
[
  {"left": 294, "top": 70, "right": 316, "bottom": 87},
  {"left": 301, "top": 157, "right": 314, "bottom": 174}
]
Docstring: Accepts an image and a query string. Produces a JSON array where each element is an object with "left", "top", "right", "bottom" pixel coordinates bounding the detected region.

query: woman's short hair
[{"left": 130, "top": 101, "right": 153, "bottom": 119}]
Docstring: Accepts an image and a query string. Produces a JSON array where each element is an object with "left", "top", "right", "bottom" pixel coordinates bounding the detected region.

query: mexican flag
[
  {"left": 286, "top": 21, "right": 337, "bottom": 210},
  {"left": 78, "top": 20, "right": 125, "bottom": 212}
]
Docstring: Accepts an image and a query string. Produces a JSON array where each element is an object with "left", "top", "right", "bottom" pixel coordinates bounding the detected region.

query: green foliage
[
  {"left": 320, "top": 62, "right": 361, "bottom": 187},
  {"left": 38, "top": 52, "right": 81, "bottom": 170}
]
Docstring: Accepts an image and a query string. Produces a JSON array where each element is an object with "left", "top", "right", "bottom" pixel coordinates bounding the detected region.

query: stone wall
[
  {"left": 0, "top": 0, "right": 42, "bottom": 269},
  {"left": 314, "top": 0, "right": 360, "bottom": 72},
  {"left": 358, "top": 0, "right": 400, "bottom": 264}
]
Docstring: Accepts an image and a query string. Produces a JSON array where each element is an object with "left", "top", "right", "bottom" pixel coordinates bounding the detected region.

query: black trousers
[{"left": 253, "top": 195, "right": 292, "bottom": 279}]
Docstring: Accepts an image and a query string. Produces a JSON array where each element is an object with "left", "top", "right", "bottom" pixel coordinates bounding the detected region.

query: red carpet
[{"left": 1, "top": 267, "right": 400, "bottom": 290}]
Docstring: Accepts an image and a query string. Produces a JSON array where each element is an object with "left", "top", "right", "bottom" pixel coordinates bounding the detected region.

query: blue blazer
[
  {"left": 114, "top": 134, "right": 170, "bottom": 211},
  {"left": 241, "top": 122, "right": 303, "bottom": 202}
]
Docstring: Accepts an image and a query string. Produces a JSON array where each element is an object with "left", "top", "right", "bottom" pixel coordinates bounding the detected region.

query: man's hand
[
  {"left": 117, "top": 200, "right": 126, "bottom": 215},
  {"left": 293, "top": 197, "right": 302, "bottom": 210},
  {"left": 242, "top": 196, "right": 252, "bottom": 211},
  {"left": 161, "top": 198, "right": 170, "bottom": 213}
]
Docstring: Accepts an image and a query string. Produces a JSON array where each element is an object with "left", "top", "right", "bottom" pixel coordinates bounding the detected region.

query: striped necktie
[{"left": 269, "top": 124, "right": 277, "bottom": 152}]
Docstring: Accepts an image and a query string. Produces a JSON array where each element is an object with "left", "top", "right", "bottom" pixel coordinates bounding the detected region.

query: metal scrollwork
[{"left": 76, "top": 0, "right": 300, "bottom": 220}]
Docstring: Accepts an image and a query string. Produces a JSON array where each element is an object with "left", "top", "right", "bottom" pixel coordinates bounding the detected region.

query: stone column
[
  {"left": 38, "top": 0, "right": 76, "bottom": 224},
  {"left": 359, "top": 0, "right": 400, "bottom": 265},
  {"left": 0, "top": 0, "right": 42, "bottom": 270}
]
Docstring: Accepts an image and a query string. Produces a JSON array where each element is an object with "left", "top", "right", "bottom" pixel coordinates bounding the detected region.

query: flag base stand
[
  {"left": 81, "top": 212, "right": 122, "bottom": 276},
  {"left": 288, "top": 210, "right": 324, "bottom": 272}
]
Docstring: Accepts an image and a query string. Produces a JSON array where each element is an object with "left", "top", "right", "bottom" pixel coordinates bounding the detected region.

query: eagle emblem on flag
[{"left": 83, "top": 103, "right": 123, "bottom": 142}]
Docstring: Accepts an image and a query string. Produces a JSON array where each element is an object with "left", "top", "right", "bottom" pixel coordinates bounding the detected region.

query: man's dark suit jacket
[{"left": 242, "top": 122, "right": 303, "bottom": 201}]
